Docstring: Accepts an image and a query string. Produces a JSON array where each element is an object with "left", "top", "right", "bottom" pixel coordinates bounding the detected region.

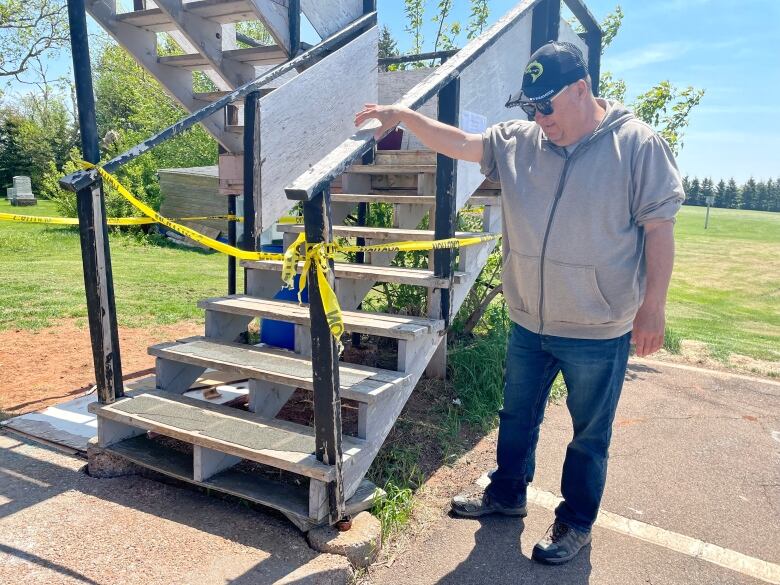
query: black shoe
[
  {"left": 532, "top": 521, "right": 592, "bottom": 565},
  {"left": 451, "top": 489, "right": 528, "bottom": 518}
]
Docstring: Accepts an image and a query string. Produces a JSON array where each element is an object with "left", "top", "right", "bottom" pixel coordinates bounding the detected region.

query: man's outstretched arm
[{"left": 354, "top": 104, "right": 484, "bottom": 163}]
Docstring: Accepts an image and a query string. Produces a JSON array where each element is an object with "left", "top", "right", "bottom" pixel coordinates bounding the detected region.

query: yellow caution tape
[
  {"left": 75, "top": 162, "right": 499, "bottom": 346},
  {"left": 0, "top": 212, "right": 242, "bottom": 226}
]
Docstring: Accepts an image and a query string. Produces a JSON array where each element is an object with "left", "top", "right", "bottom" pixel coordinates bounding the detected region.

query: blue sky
[
  {"left": 6, "top": 1, "right": 776, "bottom": 182},
  {"left": 373, "top": 0, "right": 780, "bottom": 182}
]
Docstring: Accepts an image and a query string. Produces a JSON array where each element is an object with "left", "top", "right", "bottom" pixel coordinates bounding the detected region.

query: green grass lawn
[
  {"left": 1, "top": 200, "right": 778, "bottom": 365},
  {"left": 0, "top": 199, "right": 244, "bottom": 330},
  {"left": 667, "top": 206, "right": 779, "bottom": 363}
]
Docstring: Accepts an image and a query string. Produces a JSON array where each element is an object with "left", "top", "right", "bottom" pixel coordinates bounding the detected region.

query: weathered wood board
[
  {"left": 454, "top": 9, "right": 533, "bottom": 210},
  {"left": 558, "top": 17, "right": 589, "bottom": 64},
  {"left": 255, "top": 25, "right": 378, "bottom": 233},
  {"left": 300, "top": 0, "right": 363, "bottom": 40}
]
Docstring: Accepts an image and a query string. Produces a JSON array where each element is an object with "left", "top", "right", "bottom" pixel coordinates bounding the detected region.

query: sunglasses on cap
[{"left": 517, "top": 84, "right": 570, "bottom": 120}]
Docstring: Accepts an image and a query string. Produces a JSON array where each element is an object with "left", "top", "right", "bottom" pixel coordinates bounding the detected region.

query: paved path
[{"left": 367, "top": 359, "right": 780, "bottom": 584}]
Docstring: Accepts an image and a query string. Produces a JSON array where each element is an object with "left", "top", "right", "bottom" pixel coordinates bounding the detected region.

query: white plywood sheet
[
  {"left": 300, "top": 0, "right": 363, "bottom": 39},
  {"left": 455, "top": 11, "right": 533, "bottom": 209},
  {"left": 257, "top": 26, "right": 379, "bottom": 233}
]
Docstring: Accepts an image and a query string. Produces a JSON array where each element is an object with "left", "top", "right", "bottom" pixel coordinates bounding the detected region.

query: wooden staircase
[
  {"left": 90, "top": 148, "right": 502, "bottom": 529},
  {"left": 81, "top": 0, "right": 601, "bottom": 532}
]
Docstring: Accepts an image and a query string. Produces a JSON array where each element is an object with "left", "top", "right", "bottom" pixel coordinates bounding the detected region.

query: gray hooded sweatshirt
[{"left": 480, "top": 99, "right": 685, "bottom": 339}]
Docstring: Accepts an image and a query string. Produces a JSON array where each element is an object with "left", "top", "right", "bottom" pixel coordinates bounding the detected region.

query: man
[{"left": 354, "top": 41, "right": 684, "bottom": 564}]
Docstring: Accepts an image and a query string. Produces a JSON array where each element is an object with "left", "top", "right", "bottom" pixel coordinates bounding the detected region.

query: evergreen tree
[
  {"left": 725, "top": 178, "right": 741, "bottom": 209},
  {"left": 701, "top": 177, "right": 714, "bottom": 206},
  {"left": 769, "top": 178, "right": 780, "bottom": 212},
  {"left": 715, "top": 179, "right": 727, "bottom": 208},
  {"left": 741, "top": 178, "right": 758, "bottom": 210},
  {"left": 378, "top": 25, "right": 399, "bottom": 59},
  {"left": 688, "top": 177, "right": 702, "bottom": 206}
]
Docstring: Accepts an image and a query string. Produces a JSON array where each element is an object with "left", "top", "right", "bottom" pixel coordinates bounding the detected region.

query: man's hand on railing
[{"left": 354, "top": 103, "right": 484, "bottom": 163}]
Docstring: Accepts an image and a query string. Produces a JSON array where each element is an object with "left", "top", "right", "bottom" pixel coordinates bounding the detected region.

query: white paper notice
[{"left": 460, "top": 110, "right": 488, "bottom": 134}]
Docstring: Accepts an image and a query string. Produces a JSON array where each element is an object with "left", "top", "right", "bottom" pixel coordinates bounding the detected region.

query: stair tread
[
  {"left": 116, "top": 0, "right": 258, "bottom": 31},
  {"left": 276, "top": 223, "right": 488, "bottom": 241},
  {"left": 199, "top": 295, "right": 445, "bottom": 339},
  {"left": 159, "top": 46, "right": 287, "bottom": 69},
  {"left": 149, "top": 337, "right": 407, "bottom": 403},
  {"left": 90, "top": 389, "right": 365, "bottom": 481},
  {"left": 347, "top": 164, "right": 436, "bottom": 174},
  {"left": 332, "top": 192, "right": 500, "bottom": 205},
  {"left": 240, "top": 260, "right": 465, "bottom": 288}
]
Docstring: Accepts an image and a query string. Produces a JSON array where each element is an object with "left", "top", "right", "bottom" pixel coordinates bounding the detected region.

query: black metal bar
[
  {"left": 363, "top": 0, "right": 376, "bottom": 13},
  {"left": 378, "top": 49, "right": 459, "bottom": 67},
  {"left": 288, "top": 0, "right": 301, "bottom": 57},
  {"left": 228, "top": 195, "right": 237, "bottom": 296},
  {"left": 243, "top": 91, "right": 260, "bottom": 252},
  {"left": 433, "top": 77, "right": 460, "bottom": 326},
  {"left": 303, "top": 188, "right": 345, "bottom": 523},
  {"left": 133, "top": 0, "right": 145, "bottom": 10},
  {"left": 531, "top": 0, "right": 560, "bottom": 52},
  {"left": 67, "top": 0, "right": 123, "bottom": 403},
  {"left": 351, "top": 148, "right": 373, "bottom": 349},
  {"left": 59, "top": 11, "right": 378, "bottom": 192},
  {"left": 585, "top": 29, "right": 602, "bottom": 96}
]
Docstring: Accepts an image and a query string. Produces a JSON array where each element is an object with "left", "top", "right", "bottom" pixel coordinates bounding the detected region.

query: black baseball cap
[{"left": 506, "top": 41, "right": 588, "bottom": 107}]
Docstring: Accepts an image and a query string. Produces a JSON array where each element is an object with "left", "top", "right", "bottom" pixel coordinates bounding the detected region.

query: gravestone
[
  {"left": 10, "top": 176, "right": 36, "bottom": 206},
  {"left": 6, "top": 187, "right": 15, "bottom": 201}
]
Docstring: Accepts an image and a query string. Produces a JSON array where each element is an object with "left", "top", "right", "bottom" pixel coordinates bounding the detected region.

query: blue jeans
[{"left": 486, "top": 322, "right": 631, "bottom": 532}]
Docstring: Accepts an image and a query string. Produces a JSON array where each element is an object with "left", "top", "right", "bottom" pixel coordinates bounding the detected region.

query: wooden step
[
  {"left": 89, "top": 389, "right": 365, "bottom": 481},
  {"left": 149, "top": 337, "right": 407, "bottom": 404},
  {"left": 374, "top": 150, "right": 437, "bottom": 166},
  {"left": 159, "top": 46, "right": 287, "bottom": 70},
  {"left": 276, "top": 223, "right": 489, "bottom": 242},
  {"left": 331, "top": 192, "right": 501, "bottom": 206},
  {"left": 193, "top": 87, "right": 275, "bottom": 103},
  {"left": 240, "top": 260, "right": 465, "bottom": 288},
  {"left": 101, "top": 434, "right": 378, "bottom": 530},
  {"left": 347, "top": 164, "right": 436, "bottom": 175},
  {"left": 115, "top": 0, "right": 258, "bottom": 32},
  {"left": 199, "top": 295, "right": 446, "bottom": 339}
]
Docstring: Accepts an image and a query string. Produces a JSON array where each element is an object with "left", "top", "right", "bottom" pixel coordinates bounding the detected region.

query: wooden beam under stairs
[
  {"left": 347, "top": 164, "right": 437, "bottom": 175},
  {"left": 331, "top": 192, "right": 501, "bottom": 205},
  {"left": 115, "top": 1, "right": 262, "bottom": 32},
  {"left": 158, "top": 46, "right": 288, "bottom": 70}
]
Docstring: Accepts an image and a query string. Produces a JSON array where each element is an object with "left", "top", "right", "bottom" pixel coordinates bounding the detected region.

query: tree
[
  {"left": 724, "top": 178, "right": 741, "bottom": 209},
  {"left": 687, "top": 177, "right": 702, "bottom": 206},
  {"left": 379, "top": 25, "right": 400, "bottom": 59},
  {"left": 741, "top": 178, "right": 758, "bottom": 211},
  {"left": 700, "top": 177, "right": 714, "bottom": 206},
  {"left": 0, "top": 0, "right": 68, "bottom": 83}
]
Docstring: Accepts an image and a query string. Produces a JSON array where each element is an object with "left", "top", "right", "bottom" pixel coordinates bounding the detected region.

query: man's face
[{"left": 533, "top": 81, "right": 586, "bottom": 146}]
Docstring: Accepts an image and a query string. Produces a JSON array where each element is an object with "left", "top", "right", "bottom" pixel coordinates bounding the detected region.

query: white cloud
[{"left": 605, "top": 42, "right": 693, "bottom": 73}]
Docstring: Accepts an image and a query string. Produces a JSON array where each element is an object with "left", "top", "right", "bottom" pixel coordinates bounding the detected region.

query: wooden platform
[{"left": 115, "top": 0, "right": 259, "bottom": 31}]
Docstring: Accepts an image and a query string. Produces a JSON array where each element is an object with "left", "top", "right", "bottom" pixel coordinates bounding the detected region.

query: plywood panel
[
  {"left": 257, "top": 26, "right": 378, "bottom": 233},
  {"left": 455, "top": 11, "right": 533, "bottom": 210},
  {"left": 300, "top": 0, "right": 363, "bottom": 39},
  {"left": 379, "top": 70, "right": 437, "bottom": 150}
]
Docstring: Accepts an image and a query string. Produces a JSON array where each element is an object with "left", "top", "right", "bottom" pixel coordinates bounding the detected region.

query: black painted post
[
  {"left": 352, "top": 147, "right": 374, "bottom": 349},
  {"left": 243, "top": 91, "right": 260, "bottom": 252},
  {"left": 433, "top": 77, "right": 460, "bottom": 327},
  {"left": 228, "top": 194, "right": 237, "bottom": 296},
  {"left": 302, "top": 188, "right": 345, "bottom": 523},
  {"left": 67, "top": 0, "right": 124, "bottom": 403},
  {"left": 288, "top": 0, "right": 301, "bottom": 57},
  {"left": 531, "top": 0, "right": 561, "bottom": 52},
  {"left": 585, "top": 29, "right": 602, "bottom": 96}
]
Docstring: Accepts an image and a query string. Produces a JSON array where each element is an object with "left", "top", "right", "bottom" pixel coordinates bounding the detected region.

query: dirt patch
[
  {"left": 649, "top": 341, "right": 779, "bottom": 379},
  {"left": 0, "top": 318, "right": 204, "bottom": 414}
]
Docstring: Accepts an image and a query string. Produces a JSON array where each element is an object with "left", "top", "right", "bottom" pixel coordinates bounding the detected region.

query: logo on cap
[{"left": 525, "top": 61, "right": 544, "bottom": 83}]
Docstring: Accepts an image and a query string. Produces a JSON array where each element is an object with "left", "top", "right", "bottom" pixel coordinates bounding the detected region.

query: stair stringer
[{"left": 336, "top": 235, "right": 501, "bottom": 506}]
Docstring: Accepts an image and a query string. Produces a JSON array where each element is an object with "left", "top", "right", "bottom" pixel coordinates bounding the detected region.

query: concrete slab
[
  {"left": 0, "top": 433, "right": 350, "bottom": 585},
  {"left": 368, "top": 504, "right": 769, "bottom": 585},
  {"left": 531, "top": 361, "right": 780, "bottom": 564}
]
